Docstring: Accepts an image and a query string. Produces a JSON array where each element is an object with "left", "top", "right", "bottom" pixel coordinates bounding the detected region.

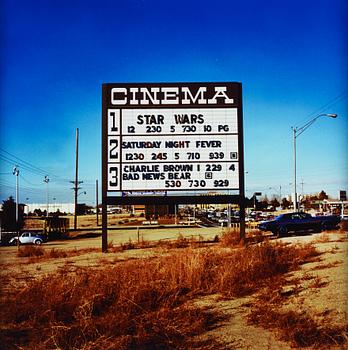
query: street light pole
[
  {"left": 12, "top": 166, "right": 19, "bottom": 248},
  {"left": 96, "top": 179, "right": 99, "bottom": 226},
  {"left": 44, "top": 175, "right": 49, "bottom": 217},
  {"left": 74, "top": 128, "right": 79, "bottom": 230},
  {"left": 278, "top": 185, "right": 282, "bottom": 202},
  {"left": 293, "top": 126, "right": 297, "bottom": 211},
  {"left": 12, "top": 166, "right": 19, "bottom": 228},
  {"left": 292, "top": 113, "right": 337, "bottom": 212}
]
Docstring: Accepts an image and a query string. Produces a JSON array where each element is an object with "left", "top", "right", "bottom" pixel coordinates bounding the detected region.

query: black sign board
[
  {"left": 339, "top": 190, "right": 347, "bottom": 201},
  {"left": 101, "top": 82, "right": 245, "bottom": 251}
]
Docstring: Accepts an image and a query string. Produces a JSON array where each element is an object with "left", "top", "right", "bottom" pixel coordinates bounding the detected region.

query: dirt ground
[
  {"left": 194, "top": 232, "right": 348, "bottom": 349},
  {"left": 0, "top": 227, "right": 347, "bottom": 349}
]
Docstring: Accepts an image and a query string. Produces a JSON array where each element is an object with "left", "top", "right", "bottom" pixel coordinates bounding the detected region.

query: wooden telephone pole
[{"left": 70, "top": 128, "right": 83, "bottom": 230}]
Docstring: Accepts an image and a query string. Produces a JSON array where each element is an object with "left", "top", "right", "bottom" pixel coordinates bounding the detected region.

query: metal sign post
[{"left": 102, "top": 82, "right": 245, "bottom": 252}]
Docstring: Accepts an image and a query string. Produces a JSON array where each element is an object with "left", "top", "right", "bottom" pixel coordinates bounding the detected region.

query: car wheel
[
  {"left": 271, "top": 230, "right": 279, "bottom": 238},
  {"left": 278, "top": 225, "right": 288, "bottom": 236},
  {"left": 313, "top": 226, "right": 322, "bottom": 233},
  {"left": 34, "top": 239, "right": 42, "bottom": 245},
  {"left": 321, "top": 222, "right": 331, "bottom": 231}
]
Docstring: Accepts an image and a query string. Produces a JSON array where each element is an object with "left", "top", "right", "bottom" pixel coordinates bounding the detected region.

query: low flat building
[{"left": 24, "top": 203, "right": 75, "bottom": 215}]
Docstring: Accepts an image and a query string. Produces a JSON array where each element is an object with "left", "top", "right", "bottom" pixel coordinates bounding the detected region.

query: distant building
[
  {"left": 322, "top": 199, "right": 348, "bottom": 218},
  {"left": 24, "top": 203, "right": 75, "bottom": 215}
]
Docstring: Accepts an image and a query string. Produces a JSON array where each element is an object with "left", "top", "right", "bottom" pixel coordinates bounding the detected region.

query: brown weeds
[
  {"left": 308, "top": 276, "right": 329, "bottom": 289},
  {"left": 340, "top": 220, "right": 348, "bottom": 232},
  {"left": 17, "top": 247, "right": 99, "bottom": 262},
  {"left": 313, "top": 233, "right": 331, "bottom": 243},
  {"left": 311, "top": 260, "right": 342, "bottom": 270},
  {"left": 48, "top": 248, "right": 68, "bottom": 258},
  {"left": 249, "top": 307, "right": 348, "bottom": 348},
  {"left": 17, "top": 245, "right": 44, "bottom": 257},
  {"left": 220, "top": 228, "right": 270, "bottom": 247},
  {"left": 1, "top": 241, "right": 324, "bottom": 349},
  {"left": 220, "top": 228, "right": 242, "bottom": 246}
]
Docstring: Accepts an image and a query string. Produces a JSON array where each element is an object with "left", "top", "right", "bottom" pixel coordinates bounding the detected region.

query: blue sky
[{"left": 1, "top": 0, "right": 347, "bottom": 205}]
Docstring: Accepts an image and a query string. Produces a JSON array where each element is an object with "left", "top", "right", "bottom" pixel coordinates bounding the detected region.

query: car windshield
[
  {"left": 275, "top": 213, "right": 311, "bottom": 221},
  {"left": 275, "top": 214, "right": 288, "bottom": 220}
]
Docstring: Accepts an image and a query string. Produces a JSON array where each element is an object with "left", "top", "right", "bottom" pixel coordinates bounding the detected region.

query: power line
[
  {"left": 0, "top": 154, "right": 47, "bottom": 177},
  {"left": 0, "top": 148, "right": 71, "bottom": 182},
  {"left": 20, "top": 175, "right": 42, "bottom": 187},
  {"left": 0, "top": 148, "right": 48, "bottom": 175},
  {"left": 294, "top": 91, "right": 348, "bottom": 128}
]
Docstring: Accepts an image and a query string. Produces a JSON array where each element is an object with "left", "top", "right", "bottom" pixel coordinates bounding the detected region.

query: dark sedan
[{"left": 258, "top": 212, "right": 341, "bottom": 236}]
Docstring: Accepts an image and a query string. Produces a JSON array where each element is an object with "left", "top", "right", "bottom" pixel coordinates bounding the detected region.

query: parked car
[
  {"left": 9, "top": 232, "right": 47, "bottom": 246},
  {"left": 258, "top": 212, "right": 341, "bottom": 236}
]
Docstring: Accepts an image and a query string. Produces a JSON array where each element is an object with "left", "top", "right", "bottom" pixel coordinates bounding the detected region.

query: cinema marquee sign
[{"left": 102, "top": 82, "right": 244, "bottom": 200}]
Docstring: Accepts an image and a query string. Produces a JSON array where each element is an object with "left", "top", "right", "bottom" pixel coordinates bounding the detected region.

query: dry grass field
[
  {"left": 0, "top": 227, "right": 347, "bottom": 349},
  {"left": 23, "top": 213, "right": 178, "bottom": 232}
]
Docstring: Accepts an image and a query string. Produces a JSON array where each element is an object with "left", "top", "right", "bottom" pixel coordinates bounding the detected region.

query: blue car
[{"left": 258, "top": 212, "right": 341, "bottom": 236}]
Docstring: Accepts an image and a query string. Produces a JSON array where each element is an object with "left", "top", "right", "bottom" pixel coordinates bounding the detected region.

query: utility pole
[
  {"left": 300, "top": 179, "right": 305, "bottom": 197},
  {"left": 44, "top": 175, "right": 49, "bottom": 217},
  {"left": 70, "top": 128, "right": 83, "bottom": 230},
  {"left": 96, "top": 179, "right": 99, "bottom": 226},
  {"left": 279, "top": 185, "right": 282, "bottom": 202},
  {"left": 293, "top": 127, "right": 297, "bottom": 211},
  {"left": 13, "top": 166, "right": 19, "bottom": 226},
  {"left": 75, "top": 128, "right": 79, "bottom": 230},
  {"left": 13, "top": 166, "right": 19, "bottom": 247},
  {"left": 227, "top": 203, "right": 231, "bottom": 228}
]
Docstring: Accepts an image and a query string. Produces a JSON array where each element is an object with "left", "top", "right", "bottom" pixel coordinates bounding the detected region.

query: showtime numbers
[
  {"left": 209, "top": 152, "right": 224, "bottom": 159},
  {"left": 146, "top": 125, "right": 162, "bottom": 133},
  {"left": 163, "top": 178, "right": 230, "bottom": 189},
  {"left": 165, "top": 180, "right": 181, "bottom": 188},
  {"left": 125, "top": 153, "right": 145, "bottom": 161},
  {"left": 187, "top": 152, "right": 200, "bottom": 160},
  {"left": 123, "top": 150, "right": 234, "bottom": 162},
  {"left": 214, "top": 180, "right": 229, "bottom": 187},
  {"left": 189, "top": 180, "right": 206, "bottom": 187}
]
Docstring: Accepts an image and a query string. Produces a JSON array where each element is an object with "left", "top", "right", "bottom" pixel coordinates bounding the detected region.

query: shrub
[
  {"left": 48, "top": 248, "right": 68, "bottom": 258},
  {"left": 340, "top": 219, "right": 348, "bottom": 232},
  {"left": 249, "top": 307, "right": 348, "bottom": 348},
  {"left": 17, "top": 246, "right": 44, "bottom": 257},
  {"left": 220, "top": 228, "right": 242, "bottom": 246}
]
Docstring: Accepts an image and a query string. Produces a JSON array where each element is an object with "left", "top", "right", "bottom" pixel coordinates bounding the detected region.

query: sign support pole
[
  {"left": 238, "top": 83, "right": 246, "bottom": 241},
  {"left": 102, "top": 93, "right": 108, "bottom": 252},
  {"left": 96, "top": 179, "right": 99, "bottom": 226},
  {"left": 102, "top": 203, "right": 107, "bottom": 252}
]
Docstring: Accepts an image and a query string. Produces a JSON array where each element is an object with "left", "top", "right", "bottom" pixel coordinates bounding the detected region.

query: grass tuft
[
  {"left": 340, "top": 219, "right": 348, "bottom": 232},
  {"left": 249, "top": 307, "right": 348, "bottom": 348},
  {"left": 17, "top": 246, "right": 44, "bottom": 257},
  {"left": 220, "top": 228, "right": 242, "bottom": 246},
  {"left": 48, "top": 248, "right": 68, "bottom": 258}
]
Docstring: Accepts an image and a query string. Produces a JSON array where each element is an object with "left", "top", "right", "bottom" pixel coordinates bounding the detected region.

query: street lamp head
[{"left": 319, "top": 113, "right": 337, "bottom": 118}]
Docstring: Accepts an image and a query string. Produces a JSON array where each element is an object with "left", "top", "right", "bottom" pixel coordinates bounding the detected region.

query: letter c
[{"left": 111, "top": 88, "right": 127, "bottom": 105}]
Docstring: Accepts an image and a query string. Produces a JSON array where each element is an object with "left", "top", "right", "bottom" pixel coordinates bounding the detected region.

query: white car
[{"left": 9, "top": 232, "right": 47, "bottom": 245}]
